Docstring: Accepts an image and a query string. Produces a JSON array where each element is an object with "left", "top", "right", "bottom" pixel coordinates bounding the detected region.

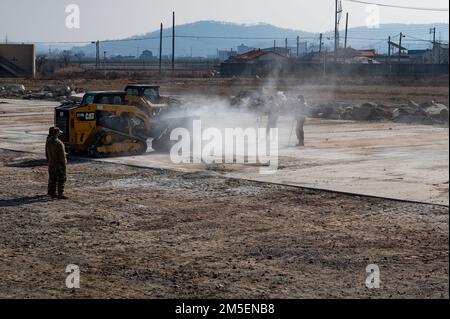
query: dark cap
[{"left": 50, "top": 127, "right": 63, "bottom": 135}]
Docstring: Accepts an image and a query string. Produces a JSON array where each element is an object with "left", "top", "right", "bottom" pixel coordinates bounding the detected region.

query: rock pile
[
  {"left": 0, "top": 83, "right": 85, "bottom": 101},
  {"left": 311, "top": 100, "right": 449, "bottom": 125},
  {"left": 229, "top": 90, "right": 266, "bottom": 110},
  {"left": 0, "top": 84, "right": 27, "bottom": 97},
  {"left": 229, "top": 90, "right": 448, "bottom": 126},
  {"left": 23, "top": 85, "right": 76, "bottom": 101}
]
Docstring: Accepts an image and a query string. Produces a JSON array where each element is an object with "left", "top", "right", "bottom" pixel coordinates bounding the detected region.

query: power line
[
  {"left": 24, "top": 36, "right": 317, "bottom": 44},
  {"left": 342, "top": 0, "right": 449, "bottom": 12},
  {"left": 174, "top": 35, "right": 312, "bottom": 40},
  {"left": 18, "top": 35, "right": 397, "bottom": 44},
  {"left": 404, "top": 34, "right": 448, "bottom": 44}
]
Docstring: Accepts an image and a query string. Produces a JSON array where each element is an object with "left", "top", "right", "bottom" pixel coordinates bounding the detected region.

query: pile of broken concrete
[
  {"left": 310, "top": 101, "right": 449, "bottom": 125},
  {"left": 0, "top": 84, "right": 27, "bottom": 98},
  {"left": 229, "top": 90, "right": 448, "bottom": 125},
  {"left": 229, "top": 90, "right": 266, "bottom": 111},
  {"left": 23, "top": 85, "right": 81, "bottom": 101},
  {"left": 0, "top": 84, "right": 85, "bottom": 102}
]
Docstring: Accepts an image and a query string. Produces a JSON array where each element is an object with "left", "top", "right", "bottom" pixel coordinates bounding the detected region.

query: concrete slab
[{"left": 0, "top": 98, "right": 448, "bottom": 205}]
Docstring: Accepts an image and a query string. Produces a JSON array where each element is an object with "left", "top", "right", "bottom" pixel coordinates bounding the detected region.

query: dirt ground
[
  {"left": 0, "top": 149, "right": 448, "bottom": 299},
  {"left": 0, "top": 77, "right": 448, "bottom": 299}
]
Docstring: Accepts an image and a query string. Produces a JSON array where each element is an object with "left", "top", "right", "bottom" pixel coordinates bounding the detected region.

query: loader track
[{"left": 87, "top": 129, "right": 148, "bottom": 157}]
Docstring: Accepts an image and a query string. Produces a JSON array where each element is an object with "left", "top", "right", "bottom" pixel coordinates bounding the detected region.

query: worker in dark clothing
[
  {"left": 295, "top": 95, "right": 308, "bottom": 147},
  {"left": 45, "top": 127, "right": 68, "bottom": 199}
]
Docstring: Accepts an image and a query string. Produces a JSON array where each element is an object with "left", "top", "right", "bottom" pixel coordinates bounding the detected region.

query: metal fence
[{"left": 220, "top": 61, "right": 449, "bottom": 77}]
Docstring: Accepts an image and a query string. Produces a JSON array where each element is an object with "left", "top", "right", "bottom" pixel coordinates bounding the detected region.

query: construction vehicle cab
[
  {"left": 81, "top": 91, "right": 128, "bottom": 106},
  {"left": 55, "top": 91, "right": 150, "bottom": 156},
  {"left": 125, "top": 84, "right": 161, "bottom": 104},
  {"left": 124, "top": 84, "right": 189, "bottom": 151},
  {"left": 125, "top": 84, "right": 164, "bottom": 115},
  {"left": 125, "top": 84, "right": 182, "bottom": 116}
]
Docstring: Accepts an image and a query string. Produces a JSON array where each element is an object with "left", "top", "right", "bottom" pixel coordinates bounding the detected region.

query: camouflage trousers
[
  {"left": 296, "top": 117, "right": 306, "bottom": 146},
  {"left": 48, "top": 165, "right": 67, "bottom": 195}
]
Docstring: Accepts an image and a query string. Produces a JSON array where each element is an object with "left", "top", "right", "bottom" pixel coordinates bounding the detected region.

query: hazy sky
[{"left": 1, "top": 0, "right": 449, "bottom": 43}]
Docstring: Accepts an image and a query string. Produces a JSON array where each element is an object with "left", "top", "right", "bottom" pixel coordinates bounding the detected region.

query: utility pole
[
  {"left": 431, "top": 27, "right": 436, "bottom": 45},
  {"left": 159, "top": 23, "right": 163, "bottom": 76},
  {"left": 296, "top": 36, "right": 300, "bottom": 57},
  {"left": 172, "top": 11, "right": 175, "bottom": 73},
  {"left": 430, "top": 27, "right": 436, "bottom": 64},
  {"left": 285, "top": 38, "right": 288, "bottom": 56},
  {"left": 334, "top": 0, "right": 338, "bottom": 61},
  {"left": 398, "top": 32, "right": 403, "bottom": 63},
  {"left": 388, "top": 36, "right": 391, "bottom": 64},
  {"left": 438, "top": 32, "right": 441, "bottom": 64},
  {"left": 92, "top": 41, "right": 100, "bottom": 69},
  {"left": 387, "top": 36, "right": 392, "bottom": 73},
  {"left": 97, "top": 41, "right": 100, "bottom": 69},
  {"left": 319, "top": 33, "right": 323, "bottom": 54},
  {"left": 344, "top": 12, "right": 349, "bottom": 49},
  {"left": 439, "top": 45, "right": 441, "bottom": 65},
  {"left": 273, "top": 40, "right": 276, "bottom": 51}
]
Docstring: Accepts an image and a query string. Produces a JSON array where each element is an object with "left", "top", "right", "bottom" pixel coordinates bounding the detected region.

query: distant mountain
[{"left": 68, "top": 21, "right": 449, "bottom": 57}]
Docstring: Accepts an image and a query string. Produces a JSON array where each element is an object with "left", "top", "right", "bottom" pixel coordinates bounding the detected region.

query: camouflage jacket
[
  {"left": 295, "top": 102, "right": 310, "bottom": 119},
  {"left": 46, "top": 136, "right": 67, "bottom": 166}
]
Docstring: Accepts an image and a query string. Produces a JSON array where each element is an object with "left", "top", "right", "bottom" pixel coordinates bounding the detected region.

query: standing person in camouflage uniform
[
  {"left": 45, "top": 127, "right": 68, "bottom": 199},
  {"left": 45, "top": 127, "right": 53, "bottom": 196},
  {"left": 295, "top": 95, "right": 308, "bottom": 147}
]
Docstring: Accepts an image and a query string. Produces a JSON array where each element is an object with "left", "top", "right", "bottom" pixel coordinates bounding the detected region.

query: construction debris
[
  {"left": 0, "top": 83, "right": 85, "bottom": 101},
  {"left": 230, "top": 91, "right": 448, "bottom": 125},
  {"left": 229, "top": 90, "right": 266, "bottom": 110},
  {"left": 0, "top": 84, "right": 27, "bottom": 97},
  {"left": 314, "top": 101, "right": 448, "bottom": 125},
  {"left": 23, "top": 85, "right": 75, "bottom": 100},
  {"left": 424, "top": 103, "right": 449, "bottom": 123}
]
